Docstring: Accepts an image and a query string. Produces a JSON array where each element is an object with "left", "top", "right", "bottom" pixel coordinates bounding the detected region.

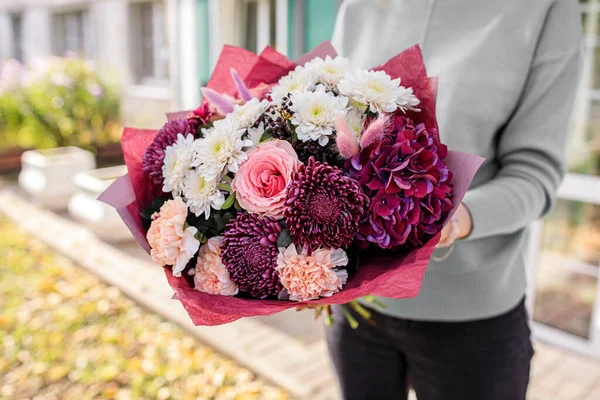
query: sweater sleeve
[{"left": 462, "top": 0, "right": 583, "bottom": 241}]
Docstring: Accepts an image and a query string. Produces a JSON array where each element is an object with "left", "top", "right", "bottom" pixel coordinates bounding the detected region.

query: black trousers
[{"left": 326, "top": 299, "right": 534, "bottom": 400}]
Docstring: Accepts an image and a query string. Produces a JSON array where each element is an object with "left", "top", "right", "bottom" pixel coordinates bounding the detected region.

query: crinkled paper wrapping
[{"left": 99, "top": 42, "right": 484, "bottom": 326}]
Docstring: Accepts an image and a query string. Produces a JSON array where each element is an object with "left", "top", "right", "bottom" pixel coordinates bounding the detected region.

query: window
[
  {"left": 528, "top": 0, "right": 600, "bottom": 358},
  {"left": 11, "top": 14, "right": 23, "bottom": 62},
  {"left": 238, "top": 0, "right": 277, "bottom": 53},
  {"left": 243, "top": 1, "right": 259, "bottom": 52},
  {"left": 572, "top": 0, "right": 600, "bottom": 177},
  {"left": 52, "top": 10, "right": 94, "bottom": 58},
  {"left": 533, "top": 199, "right": 600, "bottom": 339},
  {"left": 130, "top": 1, "right": 169, "bottom": 86}
]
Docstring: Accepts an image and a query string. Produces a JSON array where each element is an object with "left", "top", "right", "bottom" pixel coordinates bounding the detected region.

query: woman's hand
[{"left": 439, "top": 203, "right": 472, "bottom": 244}]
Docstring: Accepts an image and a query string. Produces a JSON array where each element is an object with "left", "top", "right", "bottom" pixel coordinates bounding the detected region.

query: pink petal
[
  {"left": 335, "top": 113, "right": 359, "bottom": 159},
  {"left": 200, "top": 87, "right": 234, "bottom": 114},
  {"left": 360, "top": 114, "right": 392, "bottom": 148},
  {"left": 230, "top": 68, "right": 253, "bottom": 102}
]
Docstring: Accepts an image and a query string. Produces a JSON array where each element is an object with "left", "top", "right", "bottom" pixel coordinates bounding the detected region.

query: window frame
[
  {"left": 129, "top": 0, "right": 170, "bottom": 87},
  {"left": 51, "top": 8, "right": 94, "bottom": 59},
  {"left": 10, "top": 13, "right": 23, "bottom": 62}
]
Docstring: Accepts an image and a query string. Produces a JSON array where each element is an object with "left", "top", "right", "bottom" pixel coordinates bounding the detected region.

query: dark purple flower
[
  {"left": 285, "top": 158, "right": 369, "bottom": 253},
  {"left": 346, "top": 115, "right": 453, "bottom": 249},
  {"left": 142, "top": 119, "right": 197, "bottom": 188},
  {"left": 220, "top": 213, "right": 282, "bottom": 299}
]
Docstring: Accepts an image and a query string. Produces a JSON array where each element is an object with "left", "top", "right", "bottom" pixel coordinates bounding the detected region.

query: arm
[{"left": 457, "top": 0, "right": 583, "bottom": 241}]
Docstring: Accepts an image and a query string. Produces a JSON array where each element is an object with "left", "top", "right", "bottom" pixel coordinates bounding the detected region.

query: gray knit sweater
[{"left": 333, "top": 0, "right": 583, "bottom": 320}]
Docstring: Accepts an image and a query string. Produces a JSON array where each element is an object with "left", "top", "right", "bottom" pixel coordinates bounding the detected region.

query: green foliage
[
  {"left": 276, "top": 229, "right": 294, "bottom": 249},
  {"left": 221, "top": 193, "right": 236, "bottom": 210},
  {"left": 187, "top": 209, "right": 238, "bottom": 239},
  {"left": 0, "top": 57, "right": 121, "bottom": 152},
  {"left": 141, "top": 196, "right": 238, "bottom": 240}
]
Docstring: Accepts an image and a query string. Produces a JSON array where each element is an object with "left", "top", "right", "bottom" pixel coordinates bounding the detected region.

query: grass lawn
[{"left": 0, "top": 216, "right": 289, "bottom": 400}]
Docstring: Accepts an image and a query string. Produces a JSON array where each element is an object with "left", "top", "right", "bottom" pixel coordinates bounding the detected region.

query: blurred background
[{"left": 0, "top": 0, "right": 600, "bottom": 399}]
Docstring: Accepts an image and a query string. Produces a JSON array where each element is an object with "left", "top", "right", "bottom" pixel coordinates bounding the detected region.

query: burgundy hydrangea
[
  {"left": 142, "top": 119, "right": 197, "bottom": 188},
  {"left": 346, "top": 115, "right": 453, "bottom": 249},
  {"left": 285, "top": 158, "right": 369, "bottom": 253},
  {"left": 221, "top": 213, "right": 283, "bottom": 299}
]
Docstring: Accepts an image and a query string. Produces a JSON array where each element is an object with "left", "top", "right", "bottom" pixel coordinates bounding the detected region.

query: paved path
[{"left": 2, "top": 186, "right": 600, "bottom": 400}]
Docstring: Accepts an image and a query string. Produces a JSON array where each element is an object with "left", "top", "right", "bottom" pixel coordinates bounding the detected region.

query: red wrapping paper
[{"left": 99, "top": 43, "right": 484, "bottom": 326}]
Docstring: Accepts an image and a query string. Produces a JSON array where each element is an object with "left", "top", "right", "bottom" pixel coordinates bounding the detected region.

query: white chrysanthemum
[
  {"left": 290, "top": 86, "right": 348, "bottom": 146},
  {"left": 192, "top": 125, "right": 253, "bottom": 181},
  {"left": 247, "top": 121, "right": 265, "bottom": 147},
  {"left": 183, "top": 171, "right": 226, "bottom": 218},
  {"left": 345, "top": 107, "right": 366, "bottom": 141},
  {"left": 270, "top": 66, "right": 316, "bottom": 104},
  {"left": 303, "top": 56, "right": 350, "bottom": 89},
  {"left": 162, "top": 133, "right": 196, "bottom": 196},
  {"left": 396, "top": 85, "right": 421, "bottom": 112},
  {"left": 224, "top": 98, "right": 269, "bottom": 130},
  {"left": 338, "top": 69, "right": 420, "bottom": 114}
]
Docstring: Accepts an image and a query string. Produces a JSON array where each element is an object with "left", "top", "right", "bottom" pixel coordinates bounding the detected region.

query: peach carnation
[
  {"left": 146, "top": 197, "right": 200, "bottom": 277},
  {"left": 194, "top": 236, "right": 238, "bottom": 296},
  {"left": 275, "top": 244, "right": 349, "bottom": 302},
  {"left": 231, "top": 140, "right": 300, "bottom": 219}
]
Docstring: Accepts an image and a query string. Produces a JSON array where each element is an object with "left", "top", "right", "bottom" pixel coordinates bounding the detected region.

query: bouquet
[{"left": 99, "top": 42, "right": 483, "bottom": 326}]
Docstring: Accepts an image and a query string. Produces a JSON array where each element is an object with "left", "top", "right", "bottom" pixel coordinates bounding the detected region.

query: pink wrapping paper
[
  {"left": 296, "top": 40, "right": 338, "bottom": 66},
  {"left": 99, "top": 42, "right": 484, "bottom": 326},
  {"left": 166, "top": 111, "right": 191, "bottom": 121}
]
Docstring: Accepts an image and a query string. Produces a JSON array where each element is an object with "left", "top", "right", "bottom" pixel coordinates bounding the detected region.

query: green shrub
[{"left": 0, "top": 57, "right": 121, "bottom": 152}]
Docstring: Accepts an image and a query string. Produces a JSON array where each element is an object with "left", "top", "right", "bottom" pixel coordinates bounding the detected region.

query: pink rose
[
  {"left": 194, "top": 236, "right": 238, "bottom": 296},
  {"left": 275, "top": 245, "right": 349, "bottom": 302},
  {"left": 146, "top": 197, "right": 200, "bottom": 277},
  {"left": 231, "top": 140, "right": 300, "bottom": 219}
]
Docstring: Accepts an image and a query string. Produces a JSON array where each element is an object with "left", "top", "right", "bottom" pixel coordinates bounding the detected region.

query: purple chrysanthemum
[
  {"left": 346, "top": 115, "right": 453, "bottom": 249},
  {"left": 285, "top": 158, "right": 369, "bottom": 253},
  {"left": 221, "top": 213, "right": 283, "bottom": 299},
  {"left": 142, "top": 119, "right": 197, "bottom": 188}
]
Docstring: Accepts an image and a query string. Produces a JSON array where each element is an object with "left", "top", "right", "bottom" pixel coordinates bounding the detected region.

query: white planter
[
  {"left": 19, "top": 147, "right": 96, "bottom": 209},
  {"left": 68, "top": 165, "right": 133, "bottom": 242}
]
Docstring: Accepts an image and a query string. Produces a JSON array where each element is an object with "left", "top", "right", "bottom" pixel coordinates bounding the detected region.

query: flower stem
[
  {"left": 313, "top": 306, "right": 324, "bottom": 320},
  {"left": 324, "top": 305, "right": 334, "bottom": 327},
  {"left": 341, "top": 305, "right": 359, "bottom": 329},
  {"left": 362, "top": 295, "right": 387, "bottom": 309},
  {"left": 349, "top": 300, "right": 372, "bottom": 321}
]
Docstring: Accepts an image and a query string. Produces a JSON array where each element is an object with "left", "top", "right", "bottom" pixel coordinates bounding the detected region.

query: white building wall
[
  {"left": 21, "top": 8, "right": 52, "bottom": 65},
  {"left": 0, "top": 13, "right": 13, "bottom": 59},
  {"left": 90, "top": 0, "right": 132, "bottom": 86},
  {"left": 174, "top": 0, "right": 200, "bottom": 109}
]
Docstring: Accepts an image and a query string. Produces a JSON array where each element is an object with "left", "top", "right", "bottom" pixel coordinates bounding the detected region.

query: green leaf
[
  {"left": 259, "top": 130, "right": 273, "bottom": 142},
  {"left": 276, "top": 229, "right": 294, "bottom": 249},
  {"left": 290, "top": 125, "right": 298, "bottom": 144},
  {"left": 222, "top": 175, "right": 233, "bottom": 183},
  {"left": 195, "top": 232, "right": 208, "bottom": 244},
  {"left": 218, "top": 182, "right": 232, "bottom": 192},
  {"left": 140, "top": 197, "right": 169, "bottom": 220},
  {"left": 213, "top": 214, "right": 224, "bottom": 232},
  {"left": 221, "top": 193, "right": 236, "bottom": 210},
  {"left": 223, "top": 212, "right": 234, "bottom": 226}
]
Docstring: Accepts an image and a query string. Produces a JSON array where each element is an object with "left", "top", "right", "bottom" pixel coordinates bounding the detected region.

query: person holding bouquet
[{"left": 327, "top": 0, "right": 582, "bottom": 399}]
